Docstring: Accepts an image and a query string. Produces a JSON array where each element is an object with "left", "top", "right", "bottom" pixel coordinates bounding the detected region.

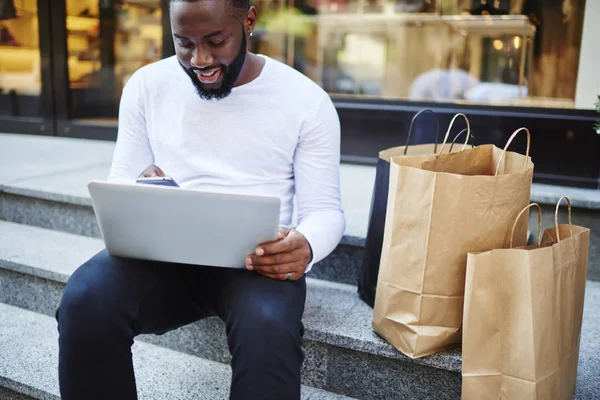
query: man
[{"left": 55, "top": 0, "right": 345, "bottom": 399}]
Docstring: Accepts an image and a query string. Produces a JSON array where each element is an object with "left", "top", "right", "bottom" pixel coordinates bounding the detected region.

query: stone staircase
[{"left": 1, "top": 133, "right": 599, "bottom": 399}]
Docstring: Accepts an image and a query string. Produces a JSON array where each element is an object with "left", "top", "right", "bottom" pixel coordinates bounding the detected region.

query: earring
[{"left": 249, "top": 32, "right": 253, "bottom": 37}]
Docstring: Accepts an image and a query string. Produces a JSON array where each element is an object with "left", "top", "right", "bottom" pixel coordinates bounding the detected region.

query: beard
[{"left": 179, "top": 31, "right": 247, "bottom": 101}]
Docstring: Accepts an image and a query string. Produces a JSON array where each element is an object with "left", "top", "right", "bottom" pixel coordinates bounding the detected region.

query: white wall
[{"left": 575, "top": 0, "right": 600, "bottom": 110}]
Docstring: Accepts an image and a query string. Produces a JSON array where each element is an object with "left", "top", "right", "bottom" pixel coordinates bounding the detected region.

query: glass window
[
  {"left": 253, "top": 0, "right": 589, "bottom": 109},
  {"left": 66, "top": 0, "right": 163, "bottom": 121},
  {"left": 0, "top": 0, "right": 42, "bottom": 117}
]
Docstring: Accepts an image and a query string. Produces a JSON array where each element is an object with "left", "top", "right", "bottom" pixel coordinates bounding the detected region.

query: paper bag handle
[
  {"left": 448, "top": 128, "right": 476, "bottom": 152},
  {"left": 511, "top": 203, "right": 542, "bottom": 248},
  {"left": 437, "top": 113, "right": 471, "bottom": 155},
  {"left": 495, "top": 127, "right": 531, "bottom": 176},
  {"left": 555, "top": 196, "right": 574, "bottom": 242},
  {"left": 403, "top": 109, "right": 440, "bottom": 155}
]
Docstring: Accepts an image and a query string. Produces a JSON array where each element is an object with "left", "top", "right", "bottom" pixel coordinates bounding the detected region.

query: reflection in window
[
  {"left": 253, "top": 0, "right": 587, "bottom": 109},
  {"left": 0, "top": 0, "right": 41, "bottom": 117},
  {"left": 324, "top": 33, "right": 387, "bottom": 96},
  {"left": 66, "top": 0, "right": 162, "bottom": 120}
]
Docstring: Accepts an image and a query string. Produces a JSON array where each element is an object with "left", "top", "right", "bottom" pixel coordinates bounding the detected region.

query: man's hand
[
  {"left": 139, "top": 165, "right": 166, "bottom": 178},
  {"left": 246, "top": 227, "right": 312, "bottom": 281}
]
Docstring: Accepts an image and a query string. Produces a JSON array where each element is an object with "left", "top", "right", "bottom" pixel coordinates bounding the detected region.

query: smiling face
[{"left": 170, "top": 0, "right": 256, "bottom": 100}]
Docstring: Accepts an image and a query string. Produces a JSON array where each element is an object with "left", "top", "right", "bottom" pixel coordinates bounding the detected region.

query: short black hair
[{"left": 169, "top": 0, "right": 250, "bottom": 16}]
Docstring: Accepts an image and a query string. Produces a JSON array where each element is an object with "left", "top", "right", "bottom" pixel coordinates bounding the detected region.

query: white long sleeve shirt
[{"left": 108, "top": 55, "right": 345, "bottom": 272}]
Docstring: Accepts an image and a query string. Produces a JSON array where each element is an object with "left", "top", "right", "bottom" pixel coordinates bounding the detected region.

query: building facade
[{"left": 0, "top": 0, "right": 598, "bottom": 187}]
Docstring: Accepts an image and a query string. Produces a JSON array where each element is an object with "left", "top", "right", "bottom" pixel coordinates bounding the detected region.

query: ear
[{"left": 244, "top": 6, "right": 257, "bottom": 37}]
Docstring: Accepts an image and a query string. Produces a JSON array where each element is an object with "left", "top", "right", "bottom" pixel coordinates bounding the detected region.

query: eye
[
  {"left": 177, "top": 40, "right": 193, "bottom": 49},
  {"left": 209, "top": 40, "right": 227, "bottom": 48}
]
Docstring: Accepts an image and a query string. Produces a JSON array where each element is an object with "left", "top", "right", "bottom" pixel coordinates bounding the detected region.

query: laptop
[{"left": 88, "top": 181, "right": 280, "bottom": 268}]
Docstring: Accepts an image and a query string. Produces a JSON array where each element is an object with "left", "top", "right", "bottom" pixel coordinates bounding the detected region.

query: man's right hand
[{"left": 139, "top": 165, "right": 165, "bottom": 178}]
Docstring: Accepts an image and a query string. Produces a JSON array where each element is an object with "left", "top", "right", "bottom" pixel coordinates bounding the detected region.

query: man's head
[{"left": 169, "top": 0, "right": 256, "bottom": 100}]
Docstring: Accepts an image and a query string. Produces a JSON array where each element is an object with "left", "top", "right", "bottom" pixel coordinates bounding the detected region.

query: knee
[
  {"left": 57, "top": 277, "right": 98, "bottom": 319},
  {"left": 235, "top": 300, "right": 303, "bottom": 342},
  {"left": 57, "top": 280, "right": 107, "bottom": 340},
  {"left": 57, "top": 256, "right": 123, "bottom": 340}
]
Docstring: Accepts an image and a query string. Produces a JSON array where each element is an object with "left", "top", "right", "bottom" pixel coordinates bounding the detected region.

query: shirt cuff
[
  {"left": 296, "top": 225, "right": 317, "bottom": 274},
  {"left": 294, "top": 210, "right": 345, "bottom": 274}
]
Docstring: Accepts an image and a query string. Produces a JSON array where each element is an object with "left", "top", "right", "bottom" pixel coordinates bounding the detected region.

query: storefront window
[
  {"left": 0, "top": 0, "right": 41, "bottom": 117},
  {"left": 66, "top": 0, "right": 162, "bottom": 120},
  {"left": 252, "top": 0, "right": 588, "bottom": 109}
]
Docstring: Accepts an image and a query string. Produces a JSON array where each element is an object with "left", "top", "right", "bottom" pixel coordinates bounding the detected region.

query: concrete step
[
  {"left": 0, "top": 387, "right": 35, "bottom": 400},
  {"left": 0, "top": 302, "right": 353, "bottom": 400},
  {"left": 2, "top": 221, "right": 600, "bottom": 399}
]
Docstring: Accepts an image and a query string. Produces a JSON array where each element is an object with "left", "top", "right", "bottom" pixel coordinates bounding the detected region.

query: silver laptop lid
[{"left": 88, "top": 181, "right": 280, "bottom": 268}]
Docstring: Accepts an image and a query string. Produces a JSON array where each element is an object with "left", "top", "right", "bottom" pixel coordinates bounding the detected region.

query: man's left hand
[{"left": 246, "top": 227, "right": 312, "bottom": 281}]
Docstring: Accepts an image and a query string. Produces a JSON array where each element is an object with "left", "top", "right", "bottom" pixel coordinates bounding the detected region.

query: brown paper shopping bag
[
  {"left": 462, "top": 198, "right": 590, "bottom": 400},
  {"left": 360, "top": 111, "right": 473, "bottom": 307},
  {"left": 372, "top": 127, "right": 534, "bottom": 358}
]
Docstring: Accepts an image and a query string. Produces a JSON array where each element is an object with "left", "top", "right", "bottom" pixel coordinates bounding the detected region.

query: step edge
[
  {"left": 302, "top": 329, "right": 462, "bottom": 374},
  {"left": 1, "top": 185, "right": 92, "bottom": 208},
  {"left": 0, "top": 377, "right": 58, "bottom": 400},
  {"left": 4, "top": 180, "right": 600, "bottom": 212},
  {"left": 0, "top": 259, "right": 70, "bottom": 285}
]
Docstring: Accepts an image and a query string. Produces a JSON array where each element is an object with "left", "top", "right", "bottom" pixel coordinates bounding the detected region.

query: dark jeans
[{"left": 56, "top": 250, "right": 306, "bottom": 400}]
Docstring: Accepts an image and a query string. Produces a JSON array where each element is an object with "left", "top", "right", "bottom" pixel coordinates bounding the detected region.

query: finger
[
  {"left": 258, "top": 230, "right": 288, "bottom": 248},
  {"left": 251, "top": 261, "right": 304, "bottom": 276},
  {"left": 153, "top": 166, "right": 166, "bottom": 176},
  {"left": 254, "top": 270, "right": 284, "bottom": 280},
  {"left": 255, "top": 269, "right": 303, "bottom": 281},
  {"left": 248, "top": 251, "right": 297, "bottom": 267},
  {"left": 280, "top": 271, "right": 303, "bottom": 281},
  {"left": 258, "top": 227, "right": 291, "bottom": 249},
  {"left": 139, "top": 165, "right": 165, "bottom": 178},
  {"left": 257, "top": 235, "right": 282, "bottom": 249},
  {"left": 256, "top": 234, "right": 300, "bottom": 256},
  {"left": 278, "top": 226, "right": 292, "bottom": 238},
  {"left": 139, "top": 167, "right": 153, "bottom": 178}
]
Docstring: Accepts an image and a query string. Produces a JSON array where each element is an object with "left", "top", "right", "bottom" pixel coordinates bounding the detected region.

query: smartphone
[{"left": 136, "top": 177, "right": 179, "bottom": 188}]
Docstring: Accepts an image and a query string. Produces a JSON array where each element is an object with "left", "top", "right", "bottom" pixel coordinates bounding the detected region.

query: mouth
[{"left": 195, "top": 67, "right": 222, "bottom": 85}]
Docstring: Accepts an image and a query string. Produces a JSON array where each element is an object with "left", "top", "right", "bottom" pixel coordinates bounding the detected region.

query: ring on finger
[{"left": 286, "top": 272, "right": 292, "bottom": 281}]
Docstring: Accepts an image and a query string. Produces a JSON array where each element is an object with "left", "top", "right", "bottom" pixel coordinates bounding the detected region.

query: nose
[{"left": 191, "top": 44, "right": 215, "bottom": 69}]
